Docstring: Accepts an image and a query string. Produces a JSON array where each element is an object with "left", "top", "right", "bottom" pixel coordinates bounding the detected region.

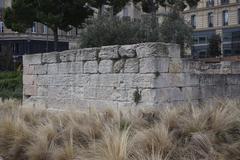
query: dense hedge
[{"left": 0, "top": 72, "right": 22, "bottom": 100}]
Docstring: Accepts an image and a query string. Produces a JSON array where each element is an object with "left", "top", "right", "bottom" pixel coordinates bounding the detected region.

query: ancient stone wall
[{"left": 23, "top": 42, "right": 240, "bottom": 109}]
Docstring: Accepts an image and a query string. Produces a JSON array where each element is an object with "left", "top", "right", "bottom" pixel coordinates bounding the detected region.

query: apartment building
[
  {"left": 184, "top": 0, "right": 240, "bottom": 57},
  {"left": 0, "top": 0, "right": 78, "bottom": 67}
]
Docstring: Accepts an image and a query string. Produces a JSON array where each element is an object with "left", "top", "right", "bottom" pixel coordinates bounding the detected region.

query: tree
[
  {"left": 89, "top": 0, "right": 130, "bottom": 16},
  {"left": 159, "top": 11, "right": 193, "bottom": 56},
  {"left": 4, "top": 0, "right": 93, "bottom": 51},
  {"left": 208, "top": 34, "right": 221, "bottom": 57}
]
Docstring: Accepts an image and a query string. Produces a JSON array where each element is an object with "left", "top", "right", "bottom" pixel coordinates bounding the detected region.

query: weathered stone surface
[
  {"left": 99, "top": 45, "right": 119, "bottom": 59},
  {"left": 33, "top": 64, "right": 48, "bottom": 75},
  {"left": 23, "top": 85, "right": 37, "bottom": 96},
  {"left": 113, "top": 59, "right": 125, "bottom": 73},
  {"left": 23, "top": 54, "right": 42, "bottom": 65},
  {"left": 23, "top": 75, "right": 36, "bottom": 85},
  {"left": 140, "top": 57, "right": 169, "bottom": 73},
  {"left": 59, "top": 50, "right": 77, "bottom": 62},
  {"left": 124, "top": 58, "right": 139, "bottom": 73},
  {"left": 42, "top": 52, "right": 59, "bottom": 63},
  {"left": 119, "top": 45, "right": 137, "bottom": 58},
  {"left": 23, "top": 65, "right": 34, "bottom": 75},
  {"left": 23, "top": 43, "right": 240, "bottom": 109},
  {"left": 76, "top": 48, "right": 99, "bottom": 61},
  {"left": 136, "top": 43, "right": 168, "bottom": 58},
  {"left": 99, "top": 60, "right": 113, "bottom": 73},
  {"left": 84, "top": 61, "right": 98, "bottom": 73}
]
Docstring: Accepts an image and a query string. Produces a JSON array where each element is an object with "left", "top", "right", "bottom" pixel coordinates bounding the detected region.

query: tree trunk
[{"left": 53, "top": 27, "right": 59, "bottom": 51}]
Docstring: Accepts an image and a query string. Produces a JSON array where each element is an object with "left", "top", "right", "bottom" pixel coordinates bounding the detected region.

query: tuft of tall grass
[{"left": 0, "top": 99, "right": 239, "bottom": 160}]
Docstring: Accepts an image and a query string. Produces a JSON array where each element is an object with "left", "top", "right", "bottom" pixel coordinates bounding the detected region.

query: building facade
[
  {"left": 184, "top": 0, "right": 240, "bottom": 57},
  {"left": 0, "top": 0, "right": 80, "bottom": 70}
]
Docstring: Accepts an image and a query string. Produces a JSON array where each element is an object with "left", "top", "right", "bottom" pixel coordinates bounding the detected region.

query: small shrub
[{"left": 80, "top": 16, "right": 161, "bottom": 48}]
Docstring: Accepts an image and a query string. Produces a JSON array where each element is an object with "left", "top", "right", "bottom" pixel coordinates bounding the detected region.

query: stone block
[
  {"left": 53, "top": 75, "right": 74, "bottom": 86},
  {"left": 72, "top": 87, "right": 84, "bottom": 100},
  {"left": 76, "top": 48, "right": 99, "bottom": 61},
  {"left": 119, "top": 44, "right": 137, "bottom": 58},
  {"left": 37, "top": 86, "right": 48, "bottom": 96},
  {"left": 48, "top": 64, "right": 59, "bottom": 74},
  {"left": 23, "top": 65, "right": 34, "bottom": 75},
  {"left": 167, "top": 44, "right": 181, "bottom": 58},
  {"left": 84, "top": 61, "right": 98, "bottom": 73},
  {"left": 23, "top": 54, "right": 42, "bottom": 65},
  {"left": 23, "top": 85, "right": 37, "bottom": 96},
  {"left": 95, "top": 74, "right": 120, "bottom": 87},
  {"left": 88, "top": 100, "right": 118, "bottom": 108},
  {"left": 23, "top": 75, "right": 36, "bottom": 85},
  {"left": 99, "top": 45, "right": 119, "bottom": 60},
  {"left": 42, "top": 52, "right": 59, "bottom": 63},
  {"left": 124, "top": 58, "right": 139, "bottom": 73},
  {"left": 36, "top": 75, "right": 52, "bottom": 85},
  {"left": 169, "top": 59, "right": 183, "bottom": 73},
  {"left": 200, "top": 75, "right": 226, "bottom": 86},
  {"left": 59, "top": 50, "right": 77, "bottom": 62},
  {"left": 136, "top": 42, "right": 168, "bottom": 58},
  {"left": 231, "top": 62, "right": 240, "bottom": 74},
  {"left": 33, "top": 64, "right": 48, "bottom": 75},
  {"left": 83, "top": 87, "right": 97, "bottom": 99},
  {"left": 58, "top": 62, "right": 83, "bottom": 74},
  {"left": 140, "top": 57, "right": 169, "bottom": 73},
  {"left": 99, "top": 60, "right": 113, "bottom": 73},
  {"left": 113, "top": 59, "right": 125, "bottom": 73},
  {"left": 226, "top": 75, "right": 240, "bottom": 85},
  {"left": 74, "top": 74, "right": 90, "bottom": 87},
  {"left": 48, "top": 86, "right": 73, "bottom": 98}
]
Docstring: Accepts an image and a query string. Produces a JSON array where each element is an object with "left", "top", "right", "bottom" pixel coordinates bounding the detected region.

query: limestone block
[
  {"left": 226, "top": 75, "right": 240, "bottom": 85},
  {"left": 58, "top": 62, "right": 83, "bottom": 74},
  {"left": 72, "top": 87, "right": 84, "bottom": 99},
  {"left": 167, "top": 44, "right": 181, "bottom": 58},
  {"left": 59, "top": 50, "right": 77, "bottom": 62},
  {"left": 23, "top": 54, "right": 42, "bottom": 65},
  {"left": 96, "top": 74, "right": 120, "bottom": 87},
  {"left": 33, "top": 64, "right": 48, "bottom": 75},
  {"left": 36, "top": 75, "right": 52, "bottom": 85},
  {"left": 111, "top": 88, "right": 130, "bottom": 102},
  {"left": 169, "top": 59, "right": 183, "bottom": 73},
  {"left": 140, "top": 57, "right": 169, "bottom": 73},
  {"left": 83, "top": 87, "right": 97, "bottom": 99},
  {"left": 99, "top": 60, "right": 113, "bottom": 73},
  {"left": 48, "top": 64, "right": 59, "bottom": 74},
  {"left": 84, "top": 61, "right": 98, "bottom": 73},
  {"left": 53, "top": 75, "right": 74, "bottom": 86},
  {"left": 182, "top": 60, "right": 200, "bottom": 73},
  {"left": 48, "top": 86, "right": 73, "bottom": 98},
  {"left": 23, "top": 65, "right": 34, "bottom": 75},
  {"left": 23, "top": 75, "right": 36, "bottom": 85},
  {"left": 76, "top": 48, "right": 99, "bottom": 61},
  {"left": 199, "top": 85, "right": 226, "bottom": 99},
  {"left": 99, "top": 45, "right": 119, "bottom": 60},
  {"left": 124, "top": 58, "right": 139, "bottom": 73},
  {"left": 155, "top": 73, "right": 185, "bottom": 88},
  {"left": 37, "top": 86, "right": 48, "bottom": 96},
  {"left": 226, "top": 85, "right": 240, "bottom": 97},
  {"left": 23, "top": 85, "right": 37, "bottom": 96},
  {"left": 96, "top": 87, "right": 115, "bottom": 100},
  {"left": 88, "top": 100, "right": 118, "bottom": 108},
  {"left": 131, "top": 74, "right": 156, "bottom": 88},
  {"left": 136, "top": 43, "right": 168, "bottom": 58},
  {"left": 219, "top": 61, "right": 231, "bottom": 74},
  {"left": 119, "top": 44, "right": 137, "bottom": 58},
  {"left": 42, "top": 52, "right": 59, "bottom": 63},
  {"left": 231, "top": 62, "right": 240, "bottom": 74},
  {"left": 113, "top": 59, "right": 125, "bottom": 73},
  {"left": 74, "top": 74, "right": 90, "bottom": 87},
  {"left": 200, "top": 75, "right": 226, "bottom": 86}
]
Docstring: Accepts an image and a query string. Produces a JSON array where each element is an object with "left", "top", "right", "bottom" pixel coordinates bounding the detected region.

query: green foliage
[
  {"left": 4, "top": 0, "right": 93, "bottom": 51},
  {"left": 159, "top": 11, "right": 193, "bottom": 52},
  {"left": 133, "top": 88, "right": 142, "bottom": 104},
  {"left": 208, "top": 34, "right": 221, "bottom": 57},
  {"left": 0, "top": 72, "right": 22, "bottom": 100},
  {"left": 80, "top": 16, "right": 161, "bottom": 48}
]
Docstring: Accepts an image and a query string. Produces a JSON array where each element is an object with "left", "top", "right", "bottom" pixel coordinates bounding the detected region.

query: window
[
  {"left": 208, "top": 12, "right": 213, "bottom": 27},
  {"left": 199, "top": 36, "right": 207, "bottom": 44},
  {"left": 123, "top": 7, "right": 128, "bottom": 17},
  {"left": 0, "top": 21, "right": 3, "bottom": 32},
  {"left": 238, "top": 9, "right": 240, "bottom": 24},
  {"left": 31, "top": 22, "right": 37, "bottom": 33},
  {"left": 43, "top": 25, "right": 48, "bottom": 34},
  {"left": 191, "top": 15, "right": 196, "bottom": 29},
  {"left": 223, "top": 10, "right": 229, "bottom": 26},
  {"left": 221, "top": 0, "right": 229, "bottom": 5},
  {"left": 206, "top": 0, "right": 214, "bottom": 7}
]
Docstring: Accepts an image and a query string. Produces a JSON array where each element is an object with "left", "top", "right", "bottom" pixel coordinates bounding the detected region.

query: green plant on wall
[{"left": 133, "top": 88, "right": 142, "bottom": 104}]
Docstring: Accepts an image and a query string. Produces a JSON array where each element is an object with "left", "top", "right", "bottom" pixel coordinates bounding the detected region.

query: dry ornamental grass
[{"left": 0, "top": 99, "right": 239, "bottom": 160}]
